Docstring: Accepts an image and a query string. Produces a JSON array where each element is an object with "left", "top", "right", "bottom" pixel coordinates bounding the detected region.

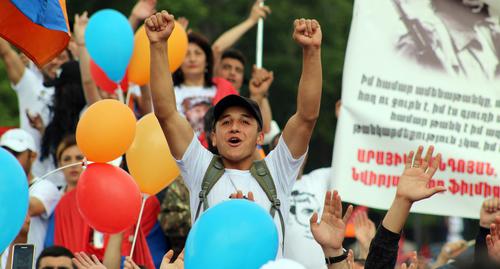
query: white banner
[{"left": 332, "top": 0, "right": 500, "bottom": 219}]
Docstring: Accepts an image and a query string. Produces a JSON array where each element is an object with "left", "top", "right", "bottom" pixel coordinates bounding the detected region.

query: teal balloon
[
  {"left": 0, "top": 147, "right": 29, "bottom": 253},
  {"left": 185, "top": 199, "right": 278, "bottom": 269},
  {"left": 85, "top": 9, "right": 133, "bottom": 82}
]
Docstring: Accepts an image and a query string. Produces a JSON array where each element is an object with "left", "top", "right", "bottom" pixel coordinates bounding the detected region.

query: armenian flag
[{"left": 0, "top": 0, "right": 70, "bottom": 66}]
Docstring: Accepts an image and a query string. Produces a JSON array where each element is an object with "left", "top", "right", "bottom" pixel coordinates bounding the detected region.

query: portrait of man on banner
[{"left": 394, "top": 0, "right": 500, "bottom": 80}]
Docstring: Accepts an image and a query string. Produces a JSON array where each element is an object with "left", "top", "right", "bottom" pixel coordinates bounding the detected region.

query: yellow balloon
[
  {"left": 128, "top": 22, "right": 188, "bottom": 86},
  {"left": 126, "top": 113, "right": 180, "bottom": 195},
  {"left": 76, "top": 100, "right": 136, "bottom": 163}
]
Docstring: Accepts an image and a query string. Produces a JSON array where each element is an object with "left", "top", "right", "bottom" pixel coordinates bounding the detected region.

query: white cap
[
  {"left": 260, "top": 259, "right": 306, "bottom": 269},
  {"left": 0, "top": 128, "right": 37, "bottom": 153}
]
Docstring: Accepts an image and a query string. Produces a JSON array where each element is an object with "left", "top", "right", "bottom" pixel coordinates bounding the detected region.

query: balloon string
[
  {"left": 125, "top": 87, "right": 132, "bottom": 107},
  {"left": 29, "top": 161, "right": 86, "bottom": 187},
  {"left": 130, "top": 194, "right": 149, "bottom": 260}
]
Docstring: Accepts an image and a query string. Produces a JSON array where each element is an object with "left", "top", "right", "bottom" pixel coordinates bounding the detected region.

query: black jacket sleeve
[{"left": 365, "top": 225, "right": 401, "bottom": 269}]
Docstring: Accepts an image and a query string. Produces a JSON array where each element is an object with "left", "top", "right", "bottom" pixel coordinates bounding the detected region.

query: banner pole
[{"left": 255, "top": 1, "right": 265, "bottom": 68}]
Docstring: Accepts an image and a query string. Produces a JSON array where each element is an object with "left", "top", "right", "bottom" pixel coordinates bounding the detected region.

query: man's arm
[
  {"left": 249, "top": 65, "right": 273, "bottom": 133},
  {"left": 146, "top": 11, "right": 193, "bottom": 160},
  {"left": 74, "top": 12, "right": 102, "bottom": 105},
  {"left": 137, "top": 85, "right": 153, "bottom": 115},
  {"left": 365, "top": 146, "right": 446, "bottom": 269},
  {"left": 282, "top": 19, "right": 322, "bottom": 158},
  {"left": 129, "top": 0, "right": 157, "bottom": 31},
  {"left": 28, "top": 197, "right": 47, "bottom": 216},
  {"left": 211, "top": 0, "right": 270, "bottom": 54},
  {"left": 0, "top": 37, "right": 25, "bottom": 85}
]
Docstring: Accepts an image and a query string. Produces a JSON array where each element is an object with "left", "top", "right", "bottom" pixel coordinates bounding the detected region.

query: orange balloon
[
  {"left": 126, "top": 113, "right": 180, "bottom": 195},
  {"left": 76, "top": 100, "right": 136, "bottom": 163},
  {"left": 128, "top": 22, "right": 188, "bottom": 86}
]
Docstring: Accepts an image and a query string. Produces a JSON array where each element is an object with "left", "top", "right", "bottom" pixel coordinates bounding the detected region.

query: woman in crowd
[{"left": 172, "top": 32, "right": 237, "bottom": 136}]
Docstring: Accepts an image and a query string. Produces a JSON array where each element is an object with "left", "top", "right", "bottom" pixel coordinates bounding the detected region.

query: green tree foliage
[{"left": 0, "top": 0, "right": 354, "bottom": 171}]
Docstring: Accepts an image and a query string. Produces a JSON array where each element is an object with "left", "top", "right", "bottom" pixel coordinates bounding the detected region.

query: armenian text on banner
[{"left": 332, "top": 0, "right": 500, "bottom": 219}]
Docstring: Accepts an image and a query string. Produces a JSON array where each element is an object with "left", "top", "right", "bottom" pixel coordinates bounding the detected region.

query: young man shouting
[{"left": 145, "top": 10, "right": 322, "bottom": 255}]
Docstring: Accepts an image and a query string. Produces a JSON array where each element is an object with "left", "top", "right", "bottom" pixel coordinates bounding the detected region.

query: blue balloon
[
  {"left": 185, "top": 199, "right": 278, "bottom": 269},
  {"left": 0, "top": 147, "right": 29, "bottom": 253},
  {"left": 85, "top": 9, "right": 133, "bottom": 82}
]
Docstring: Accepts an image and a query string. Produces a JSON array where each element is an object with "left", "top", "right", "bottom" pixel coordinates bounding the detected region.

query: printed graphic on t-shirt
[{"left": 289, "top": 190, "right": 322, "bottom": 239}]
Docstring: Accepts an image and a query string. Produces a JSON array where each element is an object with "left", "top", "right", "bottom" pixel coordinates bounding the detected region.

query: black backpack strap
[
  {"left": 250, "top": 160, "right": 286, "bottom": 252},
  {"left": 194, "top": 156, "right": 225, "bottom": 221}
]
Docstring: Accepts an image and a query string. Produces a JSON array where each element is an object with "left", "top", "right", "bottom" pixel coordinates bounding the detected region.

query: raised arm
[
  {"left": 249, "top": 65, "right": 273, "bottom": 133},
  {"left": 365, "top": 146, "right": 446, "bottom": 269},
  {"left": 310, "top": 190, "right": 353, "bottom": 269},
  {"left": 281, "top": 19, "right": 322, "bottom": 158},
  {"left": 0, "top": 37, "right": 25, "bottom": 84},
  {"left": 129, "top": 0, "right": 157, "bottom": 31},
  {"left": 145, "top": 11, "right": 193, "bottom": 160},
  {"left": 74, "top": 12, "right": 102, "bottom": 105},
  {"left": 211, "top": 0, "right": 270, "bottom": 53}
]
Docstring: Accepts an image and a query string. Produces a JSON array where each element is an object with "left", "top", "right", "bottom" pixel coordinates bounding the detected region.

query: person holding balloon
[{"left": 146, "top": 8, "right": 323, "bottom": 258}]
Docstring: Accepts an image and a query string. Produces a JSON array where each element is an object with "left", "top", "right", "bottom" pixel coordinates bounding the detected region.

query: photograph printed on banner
[{"left": 393, "top": 0, "right": 500, "bottom": 80}]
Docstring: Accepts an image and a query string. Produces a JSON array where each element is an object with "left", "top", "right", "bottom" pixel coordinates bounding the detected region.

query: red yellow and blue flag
[{"left": 0, "top": 0, "right": 70, "bottom": 66}]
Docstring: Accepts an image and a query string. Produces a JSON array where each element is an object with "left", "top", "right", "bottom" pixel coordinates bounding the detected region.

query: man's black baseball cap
[{"left": 212, "top": 95, "right": 263, "bottom": 130}]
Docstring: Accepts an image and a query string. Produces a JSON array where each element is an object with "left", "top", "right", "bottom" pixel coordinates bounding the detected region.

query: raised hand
[
  {"left": 73, "top": 12, "right": 89, "bottom": 45},
  {"left": 229, "top": 190, "right": 255, "bottom": 201},
  {"left": 310, "top": 190, "right": 353, "bottom": 253},
  {"left": 73, "top": 252, "right": 107, "bottom": 269},
  {"left": 353, "top": 211, "right": 376, "bottom": 253},
  {"left": 249, "top": 65, "right": 273, "bottom": 100},
  {"left": 432, "top": 240, "right": 467, "bottom": 268},
  {"left": 486, "top": 216, "right": 500, "bottom": 263},
  {"left": 131, "top": 0, "right": 157, "bottom": 22},
  {"left": 145, "top": 11, "right": 175, "bottom": 44},
  {"left": 248, "top": 0, "right": 271, "bottom": 23},
  {"left": 293, "top": 18, "right": 322, "bottom": 49},
  {"left": 160, "top": 249, "right": 184, "bottom": 269},
  {"left": 26, "top": 110, "right": 44, "bottom": 134},
  {"left": 177, "top": 17, "right": 190, "bottom": 31},
  {"left": 396, "top": 146, "right": 446, "bottom": 203},
  {"left": 481, "top": 198, "right": 500, "bottom": 228}
]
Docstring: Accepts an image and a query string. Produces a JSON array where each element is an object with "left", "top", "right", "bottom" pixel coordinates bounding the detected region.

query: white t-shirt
[
  {"left": 12, "top": 68, "right": 65, "bottom": 188},
  {"left": 27, "top": 179, "right": 62, "bottom": 259},
  {"left": 12, "top": 68, "right": 52, "bottom": 150},
  {"left": 177, "top": 135, "right": 306, "bottom": 256},
  {"left": 284, "top": 167, "right": 332, "bottom": 269},
  {"left": 174, "top": 85, "right": 216, "bottom": 136}
]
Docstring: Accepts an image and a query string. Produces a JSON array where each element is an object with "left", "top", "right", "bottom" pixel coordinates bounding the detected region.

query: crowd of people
[{"left": 1, "top": 0, "right": 500, "bottom": 268}]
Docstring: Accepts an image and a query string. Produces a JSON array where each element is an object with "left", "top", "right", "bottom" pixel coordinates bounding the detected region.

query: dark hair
[
  {"left": 40, "top": 61, "right": 85, "bottom": 167},
  {"left": 55, "top": 135, "right": 77, "bottom": 165},
  {"left": 173, "top": 32, "right": 214, "bottom": 88},
  {"left": 36, "top": 246, "right": 75, "bottom": 269},
  {"left": 203, "top": 107, "right": 218, "bottom": 154},
  {"left": 1, "top": 146, "right": 22, "bottom": 158},
  {"left": 221, "top": 48, "right": 246, "bottom": 67},
  {"left": 270, "top": 132, "right": 282, "bottom": 151}
]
